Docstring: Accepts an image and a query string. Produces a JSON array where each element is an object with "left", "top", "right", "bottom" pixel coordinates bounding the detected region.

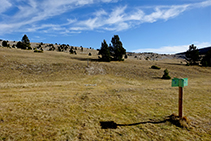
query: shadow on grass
[
  {"left": 100, "top": 114, "right": 190, "bottom": 129},
  {"left": 152, "top": 77, "right": 162, "bottom": 79},
  {"left": 70, "top": 56, "right": 124, "bottom": 62},
  {"left": 164, "top": 63, "right": 187, "bottom": 66},
  {"left": 100, "top": 119, "right": 167, "bottom": 129},
  {"left": 70, "top": 56, "right": 99, "bottom": 62}
]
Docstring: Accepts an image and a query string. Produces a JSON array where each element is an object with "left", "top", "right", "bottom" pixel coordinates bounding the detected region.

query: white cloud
[
  {"left": 132, "top": 42, "right": 211, "bottom": 54},
  {"left": 191, "top": 0, "right": 211, "bottom": 8},
  {"left": 0, "top": 0, "right": 210, "bottom": 34},
  {"left": 0, "top": 0, "right": 12, "bottom": 14},
  {"left": 67, "top": 2, "right": 197, "bottom": 32},
  {"left": 133, "top": 45, "right": 189, "bottom": 54}
]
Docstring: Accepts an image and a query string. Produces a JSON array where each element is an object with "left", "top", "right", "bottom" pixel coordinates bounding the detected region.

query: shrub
[
  {"left": 151, "top": 65, "right": 161, "bottom": 69},
  {"left": 162, "top": 69, "right": 171, "bottom": 79},
  {"left": 34, "top": 49, "right": 43, "bottom": 53},
  {"left": 186, "top": 62, "right": 190, "bottom": 66},
  {"left": 69, "top": 48, "right": 74, "bottom": 54},
  {"left": 124, "top": 54, "right": 128, "bottom": 59},
  {"left": 2, "top": 41, "right": 7, "bottom": 47},
  {"left": 145, "top": 57, "right": 150, "bottom": 60}
]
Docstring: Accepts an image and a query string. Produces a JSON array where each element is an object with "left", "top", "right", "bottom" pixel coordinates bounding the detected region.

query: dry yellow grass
[{"left": 0, "top": 47, "right": 211, "bottom": 140}]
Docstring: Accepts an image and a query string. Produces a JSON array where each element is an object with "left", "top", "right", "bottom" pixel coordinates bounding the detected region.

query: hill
[
  {"left": 176, "top": 46, "right": 211, "bottom": 55},
  {"left": 0, "top": 40, "right": 99, "bottom": 55},
  {"left": 0, "top": 47, "right": 211, "bottom": 140}
]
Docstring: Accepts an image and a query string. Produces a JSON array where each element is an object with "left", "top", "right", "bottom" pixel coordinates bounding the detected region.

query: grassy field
[{"left": 0, "top": 47, "right": 211, "bottom": 140}]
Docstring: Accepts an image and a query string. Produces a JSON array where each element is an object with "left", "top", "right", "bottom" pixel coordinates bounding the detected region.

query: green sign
[
  {"left": 172, "top": 78, "right": 188, "bottom": 87},
  {"left": 172, "top": 78, "right": 179, "bottom": 87}
]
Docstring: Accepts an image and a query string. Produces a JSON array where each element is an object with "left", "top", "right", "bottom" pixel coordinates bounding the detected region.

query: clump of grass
[
  {"left": 162, "top": 69, "right": 171, "bottom": 79},
  {"left": 34, "top": 49, "right": 43, "bottom": 53},
  {"left": 151, "top": 65, "right": 161, "bottom": 69},
  {"left": 166, "top": 113, "right": 190, "bottom": 128}
]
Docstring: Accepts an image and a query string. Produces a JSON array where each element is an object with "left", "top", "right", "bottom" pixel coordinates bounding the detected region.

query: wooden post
[{"left": 179, "top": 87, "right": 183, "bottom": 118}]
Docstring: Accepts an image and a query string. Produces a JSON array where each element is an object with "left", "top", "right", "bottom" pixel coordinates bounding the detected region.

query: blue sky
[{"left": 0, "top": 0, "right": 211, "bottom": 54}]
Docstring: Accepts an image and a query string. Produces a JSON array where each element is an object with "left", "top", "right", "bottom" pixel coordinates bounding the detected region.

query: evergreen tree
[
  {"left": 185, "top": 44, "right": 200, "bottom": 65},
  {"left": 21, "top": 34, "right": 31, "bottom": 49},
  {"left": 111, "top": 35, "right": 126, "bottom": 61},
  {"left": 201, "top": 49, "right": 211, "bottom": 67},
  {"left": 99, "top": 40, "right": 111, "bottom": 62}
]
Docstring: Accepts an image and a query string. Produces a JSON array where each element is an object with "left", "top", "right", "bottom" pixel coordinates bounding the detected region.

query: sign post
[
  {"left": 172, "top": 78, "right": 188, "bottom": 118},
  {"left": 179, "top": 87, "right": 183, "bottom": 118}
]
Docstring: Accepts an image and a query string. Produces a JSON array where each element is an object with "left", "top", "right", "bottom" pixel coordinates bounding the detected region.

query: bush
[
  {"left": 162, "top": 69, "right": 171, "bottom": 79},
  {"left": 151, "top": 65, "right": 161, "bottom": 69},
  {"left": 2, "top": 41, "right": 7, "bottom": 47},
  {"left": 69, "top": 48, "right": 74, "bottom": 54},
  {"left": 124, "top": 54, "right": 128, "bottom": 59},
  {"left": 34, "top": 49, "right": 43, "bottom": 53}
]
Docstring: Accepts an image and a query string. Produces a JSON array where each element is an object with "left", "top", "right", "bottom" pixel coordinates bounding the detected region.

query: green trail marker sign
[
  {"left": 172, "top": 78, "right": 188, "bottom": 87},
  {"left": 172, "top": 78, "right": 188, "bottom": 118}
]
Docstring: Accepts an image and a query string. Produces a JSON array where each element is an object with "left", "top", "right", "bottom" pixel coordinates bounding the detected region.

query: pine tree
[
  {"left": 185, "top": 44, "right": 200, "bottom": 65},
  {"left": 111, "top": 35, "right": 126, "bottom": 61},
  {"left": 99, "top": 40, "right": 111, "bottom": 62},
  {"left": 21, "top": 34, "right": 31, "bottom": 49}
]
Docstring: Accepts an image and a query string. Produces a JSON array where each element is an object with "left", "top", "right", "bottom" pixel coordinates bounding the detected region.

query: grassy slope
[{"left": 0, "top": 47, "right": 211, "bottom": 140}]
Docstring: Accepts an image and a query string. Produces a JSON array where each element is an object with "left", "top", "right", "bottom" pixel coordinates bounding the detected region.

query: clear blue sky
[{"left": 0, "top": 0, "right": 211, "bottom": 54}]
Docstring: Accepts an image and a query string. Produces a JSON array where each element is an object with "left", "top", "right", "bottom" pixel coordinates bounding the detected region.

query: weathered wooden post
[{"left": 172, "top": 78, "right": 188, "bottom": 118}]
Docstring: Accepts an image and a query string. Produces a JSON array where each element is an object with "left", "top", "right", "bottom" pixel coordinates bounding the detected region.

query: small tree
[
  {"left": 21, "top": 34, "right": 31, "bottom": 49},
  {"left": 185, "top": 44, "right": 200, "bottom": 65},
  {"left": 162, "top": 69, "right": 171, "bottom": 79},
  {"left": 99, "top": 40, "right": 111, "bottom": 62},
  {"left": 201, "top": 49, "right": 211, "bottom": 67},
  {"left": 2, "top": 41, "right": 7, "bottom": 47}
]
